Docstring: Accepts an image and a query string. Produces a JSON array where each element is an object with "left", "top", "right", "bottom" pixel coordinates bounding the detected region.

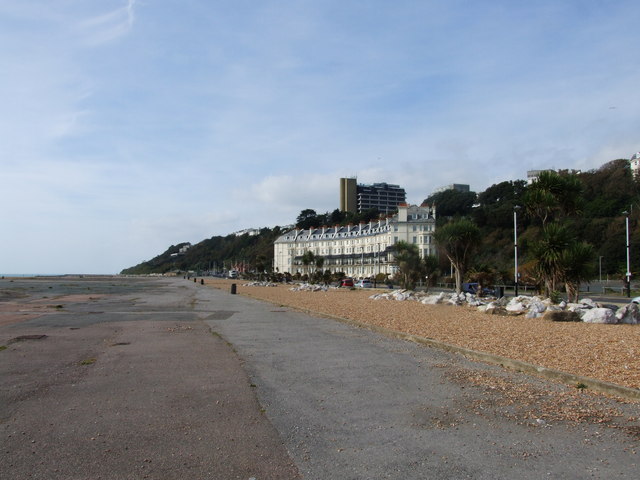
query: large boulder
[
  {"left": 392, "top": 290, "right": 411, "bottom": 301},
  {"left": 421, "top": 292, "right": 445, "bottom": 305},
  {"left": 615, "top": 302, "right": 640, "bottom": 325},
  {"left": 480, "top": 302, "right": 508, "bottom": 315},
  {"left": 581, "top": 308, "right": 617, "bottom": 324}
]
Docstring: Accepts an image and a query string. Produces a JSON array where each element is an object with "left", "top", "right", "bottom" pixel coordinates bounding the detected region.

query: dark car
[
  {"left": 340, "top": 278, "right": 354, "bottom": 287},
  {"left": 462, "top": 282, "right": 495, "bottom": 295}
]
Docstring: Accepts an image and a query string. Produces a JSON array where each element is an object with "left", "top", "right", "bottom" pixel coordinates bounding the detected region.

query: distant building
[
  {"left": 527, "top": 169, "right": 553, "bottom": 184},
  {"left": 234, "top": 228, "right": 261, "bottom": 237},
  {"left": 273, "top": 203, "right": 436, "bottom": 278},
  {"left": 339, "top": 177, "right": 358, "bottom": 213},
  {"left": 339, "top": 177, "right": 406, "bottom": 214},
  {"left": 630, "top": 153, "right": 640, "bottom": 178},
  {"left": 527, "top": 168, "right": 583, "bottom": 184},
  {"left": 432, "top": 184, "right": 470, "bottom": 195}
]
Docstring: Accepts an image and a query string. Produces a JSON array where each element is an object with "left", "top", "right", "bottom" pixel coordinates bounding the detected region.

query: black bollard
[
  {"left": 200, "top": 279, "right": 204, "bottom": 285},
  {"left": 230, "top": 283, "right": 237, "bottom": 294},
  {"left": 194, "top": 278, "right": 197, "bottom": 283}
]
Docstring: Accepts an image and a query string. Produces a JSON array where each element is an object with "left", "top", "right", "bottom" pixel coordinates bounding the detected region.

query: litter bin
[
  {"left": 230, "top": 283, "right": 237, "bottom": 295},
  {"left": 496, "top": 286, "right": 504, "bottom": 298}
]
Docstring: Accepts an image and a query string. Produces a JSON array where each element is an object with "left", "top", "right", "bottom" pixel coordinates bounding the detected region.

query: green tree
[
  {"left": 524, "top": 170, "right": 583, "bottom": 226},
  {"left": 392, "top": 241, "right": 423, "bottom": 290},
  {"left": 434, "top": 219, "right": 481, "bottom": 294},
  {"left": 561, "top": 241, "right": 595, "bottom": 302},
  {"left": 301, "top": 250, "right": 315, "bottom": 278},
  {"left": 423, "top": 189, "right": 477, "bottom": 217},
  {"left": 530, "top": 223, "right": 571, "bottom": 296},
  {"left": 296, "top": 209, "right": 319, "bottom": 229},
  {"left": 423, "top": 254, "right": 440, "bottom": 292}
]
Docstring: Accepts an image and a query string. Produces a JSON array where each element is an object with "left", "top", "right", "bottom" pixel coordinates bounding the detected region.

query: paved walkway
[
  {"left": 202, "top": 281, "right": 640, "bottom": 480},
  {"left": 2, "top": 276, "right": 639, "bottom": 479}
]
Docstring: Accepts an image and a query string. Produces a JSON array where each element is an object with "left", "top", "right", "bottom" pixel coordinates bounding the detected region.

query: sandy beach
[{"left": 203, "top": 278, "right": 640, "bottom": 391}]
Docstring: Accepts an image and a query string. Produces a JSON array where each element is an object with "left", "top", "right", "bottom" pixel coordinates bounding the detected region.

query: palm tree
[
  {"left": 434, "top": 219, "right": 481, "bottom": 294},
  {"left": 391, "top": 241, "right": 423, "bottom": 290},
  {"left": 301, "top": 250, "right": 315, "bottom": 279},
  {"left": 561, "top": 242, "right": 595, "bottom": 302},
  {"left": 531, "top": 222, "right": 571, "bottom": 296},
  {"left": 524, "top": 170, "right": 583, "bottom": 226}
]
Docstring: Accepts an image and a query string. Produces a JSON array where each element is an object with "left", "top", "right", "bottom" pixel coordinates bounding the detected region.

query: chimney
[{"left": 397, "top": 203, "right": 408, "bottom": 222}]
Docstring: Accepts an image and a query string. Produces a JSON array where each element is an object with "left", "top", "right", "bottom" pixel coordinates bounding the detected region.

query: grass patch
[
  {"left": 80, "top": 358, "right": 97, "bottom": 366},
  {"left": 0, "top": 345, "right": 7, "bottom": 352},
  {"left": 576, "top": 382, "right": 588, "bottom": 390}
]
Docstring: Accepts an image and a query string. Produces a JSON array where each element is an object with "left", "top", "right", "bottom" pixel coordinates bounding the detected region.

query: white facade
[
  {"left": 273, "top": 204, "right": 436, "bottom": 278},
  {"left": 631, "top": 153, "right": 640, "bottom": 178}
]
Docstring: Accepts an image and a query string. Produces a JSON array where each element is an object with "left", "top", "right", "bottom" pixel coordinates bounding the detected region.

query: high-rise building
[
  {"left": 340, "top": 177, "right": 357, "bottom": 213},
  {"left": 339, "top": 178, "right": 406, "bottom": 214}
]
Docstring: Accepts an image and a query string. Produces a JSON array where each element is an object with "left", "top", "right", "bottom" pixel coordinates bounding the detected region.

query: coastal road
[{"left": 2, "top": 276, "right": 639, "bottom": 479}]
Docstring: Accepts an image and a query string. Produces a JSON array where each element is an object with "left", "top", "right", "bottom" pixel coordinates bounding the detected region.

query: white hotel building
[{"left": 273, "top": 204, "right": 436, "bottom": 278}]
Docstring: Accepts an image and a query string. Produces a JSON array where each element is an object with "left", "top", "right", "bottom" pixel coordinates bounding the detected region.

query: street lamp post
[
  {"left": 624, "top": 211, "right": 631, "bottom": 297},
  {"left": 599, "top": 256, "right": 603, "bottom": 284},
  {"left": 514, "top": 206, "right": 520, "bottom": 296}
]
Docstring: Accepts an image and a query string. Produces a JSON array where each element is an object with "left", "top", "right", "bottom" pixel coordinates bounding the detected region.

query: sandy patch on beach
[
  {"left": 0, "top": 294, "right": 107, "bottom": 326},
  {"left": 30, "top": 294, "right": 107, "bottom": 304},
  {"left": 203, "top": 278, "right": 640, "bottom": 390}
]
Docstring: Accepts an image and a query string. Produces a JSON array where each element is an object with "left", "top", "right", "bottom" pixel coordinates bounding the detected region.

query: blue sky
[{"left": 2, "top": 0, "right": 640, "bottom": 274}]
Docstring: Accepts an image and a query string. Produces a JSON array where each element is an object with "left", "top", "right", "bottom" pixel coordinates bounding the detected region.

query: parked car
[
  {"left": 462, "top": 282, "right": 494, "bottom": 295},
  {"left": 340, "top": 278, "right": 354, "bottom": 287},
  {"left": 355, "top": 278, "right": 373, "bottom": 288}
]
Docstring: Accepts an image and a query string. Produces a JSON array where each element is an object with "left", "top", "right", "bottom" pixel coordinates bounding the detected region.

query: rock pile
[
  {"left": 369, "top": 290, "right": 640, "bottom": 325},
  {"left": 242, "top": 281, "right": 279, "bottom": 287},
  {"left": 370, "top": 290, "right": 487, "bottom": 306},
  {"left": 289, "top": 283, "right": 333, "bottom": 292}
]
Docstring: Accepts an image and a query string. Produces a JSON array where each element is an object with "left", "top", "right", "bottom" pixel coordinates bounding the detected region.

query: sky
[{"left": 2, "top": 0, "right": 640, "bottom": 274}]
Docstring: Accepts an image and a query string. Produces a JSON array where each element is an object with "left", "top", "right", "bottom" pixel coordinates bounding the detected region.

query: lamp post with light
[
  {"left": 514, "top": 206, "right": 520, "bottom": 296},
  {"left": 624, "top": 211, "right": 631, "bottom": 298}
]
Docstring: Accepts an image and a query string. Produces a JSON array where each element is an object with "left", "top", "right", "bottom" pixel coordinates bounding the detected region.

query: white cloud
[
  {"left": 76, "top": 0, "right": 136, "bottom": 46},
  {"left": 3, "top": 0, "right": 640, "bottom": 273}
]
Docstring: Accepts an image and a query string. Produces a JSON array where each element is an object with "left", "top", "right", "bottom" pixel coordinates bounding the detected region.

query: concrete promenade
[
  {"left": 0, "top": 276, "right": 299, "bottom": 480},
  {"left": 2, "top": 276, "right": 639, "bottom": 479}
]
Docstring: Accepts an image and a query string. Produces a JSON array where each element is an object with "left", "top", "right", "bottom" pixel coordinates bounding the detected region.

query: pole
[
  {"left": 514, "top": 207, "right": 519, "bottom": 296},
  {"left": 599, "top": 256, "right": 603, "bottom": 283},
  {"left": 625, "top": 213, "right": 631, "bottom": 298}
]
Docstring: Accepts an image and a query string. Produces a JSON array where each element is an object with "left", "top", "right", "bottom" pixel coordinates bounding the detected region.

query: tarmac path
[
  {"left": 2, "top": 276, "right": 640, "bottom": 479},
  {"left": 201, "top": 280, "right": 640, "bottom": 480}
]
